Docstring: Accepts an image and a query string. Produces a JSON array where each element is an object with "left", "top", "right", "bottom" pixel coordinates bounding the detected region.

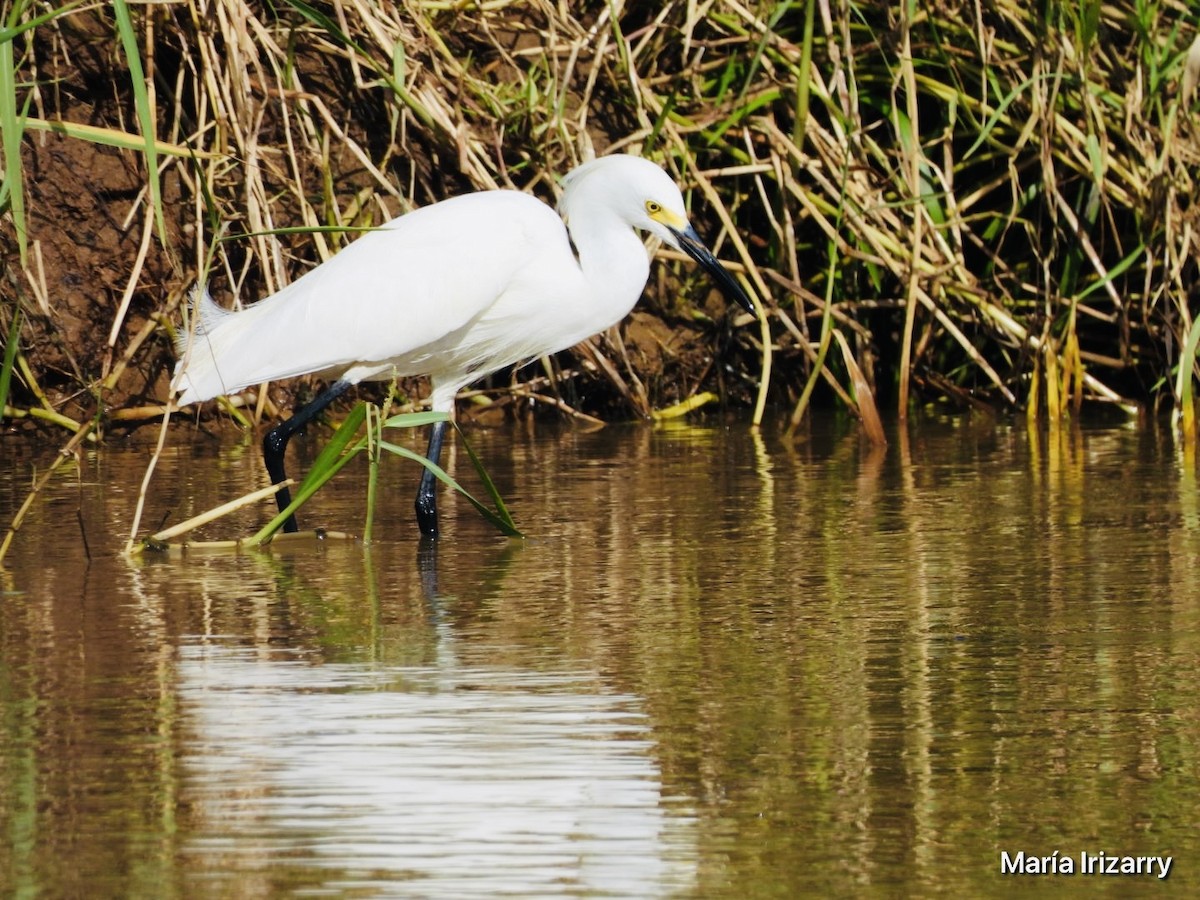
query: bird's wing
[{"left": 175, "top": 191, "right": 572, "bottom": 402}]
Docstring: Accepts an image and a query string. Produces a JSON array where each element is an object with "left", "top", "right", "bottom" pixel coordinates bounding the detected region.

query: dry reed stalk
[{"left": 146, "top": 480, "right": 295, "bottom": 545}]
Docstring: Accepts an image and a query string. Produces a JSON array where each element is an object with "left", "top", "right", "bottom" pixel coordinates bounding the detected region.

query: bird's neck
[{"left": 568, "top": 212, "right": 652, "bottom": 324}]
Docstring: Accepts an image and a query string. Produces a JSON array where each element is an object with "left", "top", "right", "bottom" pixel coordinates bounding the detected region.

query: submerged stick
[{"left": 142, "top": 529, "right": 358, "bottom": 554}]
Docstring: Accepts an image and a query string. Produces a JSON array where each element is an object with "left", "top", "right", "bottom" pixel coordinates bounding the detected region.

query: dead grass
[{"left": 1, "top": 0, "right": 1199, "bottom": 439}]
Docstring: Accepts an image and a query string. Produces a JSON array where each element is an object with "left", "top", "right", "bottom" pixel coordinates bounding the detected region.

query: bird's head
[{"left": 560, "top": 155, "right": 756, "bottom": 316}]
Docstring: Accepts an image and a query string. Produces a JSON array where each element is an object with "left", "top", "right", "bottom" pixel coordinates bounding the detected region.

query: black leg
[
  {"left": 262, "top": 379, "right": 352, "bottom": 533},
  {"left": 414, "top": 418, "right": 448, "bottom": 538}
]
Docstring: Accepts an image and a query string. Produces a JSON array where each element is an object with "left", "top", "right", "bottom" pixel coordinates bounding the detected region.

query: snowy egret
[{"left": 173, "top": 154, "right": 755, "bottom": 537}]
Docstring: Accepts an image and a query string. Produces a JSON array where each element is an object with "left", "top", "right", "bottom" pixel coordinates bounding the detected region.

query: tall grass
[{"left": 0, "top": 0, "right": 1198, "bottom": 439}]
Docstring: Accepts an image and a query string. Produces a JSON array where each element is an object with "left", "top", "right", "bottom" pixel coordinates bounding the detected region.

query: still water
[{"left": 1, "top": 413, "right": 1198, "bottom": 897}]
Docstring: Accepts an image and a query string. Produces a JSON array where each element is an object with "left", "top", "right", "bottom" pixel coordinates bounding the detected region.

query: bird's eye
[{"left": 645, "top": 200, "right": 662, "bottom": 215}]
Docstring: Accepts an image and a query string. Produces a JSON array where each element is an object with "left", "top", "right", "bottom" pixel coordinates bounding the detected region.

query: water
[{"left": 2, "top": 414, "right": 1198, "bottom": 897}]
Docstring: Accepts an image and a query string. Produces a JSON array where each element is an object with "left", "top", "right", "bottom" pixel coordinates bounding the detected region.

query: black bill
[{"left": 671, "top": 225, "right": 756, "bottom": 316}]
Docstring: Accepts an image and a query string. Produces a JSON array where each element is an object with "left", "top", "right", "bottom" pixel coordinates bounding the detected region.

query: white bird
[{"left": 173, "top": 153, "right": 754, "bottom": 537}]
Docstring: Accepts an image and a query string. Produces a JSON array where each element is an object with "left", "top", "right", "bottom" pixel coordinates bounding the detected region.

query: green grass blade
[
  {"left": 278, "top": 0, "right": 353, "bottom": 46},
  {"left": 250, "top": 402, "right": 369, "bottom": 544},
  {"left": 1176, "top": 316, "right": 1200, "bottom": 437},
  {"left": 218, "top": 224, "right": 380, "bottom": 242},
  {"left": 0, "top": 1, "right": 84, "bottom": 43},
  {"left": 22, "top": 118, "right": 212, "bottom": 157},
  {"left": 111, "top": 0, "right": 164, "bottom": 243},
  {"left": 249, "top": 436, "right": 367, "bottom": 545},
  {"left": 382, "top": 410, "right": 452, "bottom": 429},
  {"left": 1075, "top": 242, "right": 1144, "bottom": 302},
  {"left": 364, "top": 403, "right": 379, "bottom": 544},
  {"left": 0, "top": 29, "right": 27, "bottom": 265},
  {"left": 383, "top": 410, "right": 521, "bottom": 536},
  {"left": 1, "top": 307, "right": 22, "bottom": 417},
  {"left": 293, "top": 401, "right": 369, "bottom": 497},
  {"left": 962, "top": 72, "right": 1046, "bottom": 160},
  {"left": 363, "top": 385, "right": 396, "bottom": 544},
  {"left": 792, "top": 0, "right": 816, "bottom": 149},
  {"left": 378, "top": 439, "right": 522, "bottom": 538},
  {"left": 451, "top": 421, "right": 519, "bottom": 535}
]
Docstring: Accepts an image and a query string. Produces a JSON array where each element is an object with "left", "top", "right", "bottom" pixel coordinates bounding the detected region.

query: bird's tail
[
  {"left": 174, "top": 284, "right": 231, "bottom": 351},
  {"left": 172, "top": 284, "right": 234, "bottom": 405}
]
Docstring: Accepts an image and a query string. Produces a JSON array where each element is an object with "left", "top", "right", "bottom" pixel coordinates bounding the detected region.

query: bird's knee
[
  {"left": 262, "top": 427, "right": 293, "bottom": 486},
  {"left": 262, "top": 427, "right": 287, "bottom": 460},
  {"left": 415, "top": 493, "right": 439, "bottom": 538}
]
